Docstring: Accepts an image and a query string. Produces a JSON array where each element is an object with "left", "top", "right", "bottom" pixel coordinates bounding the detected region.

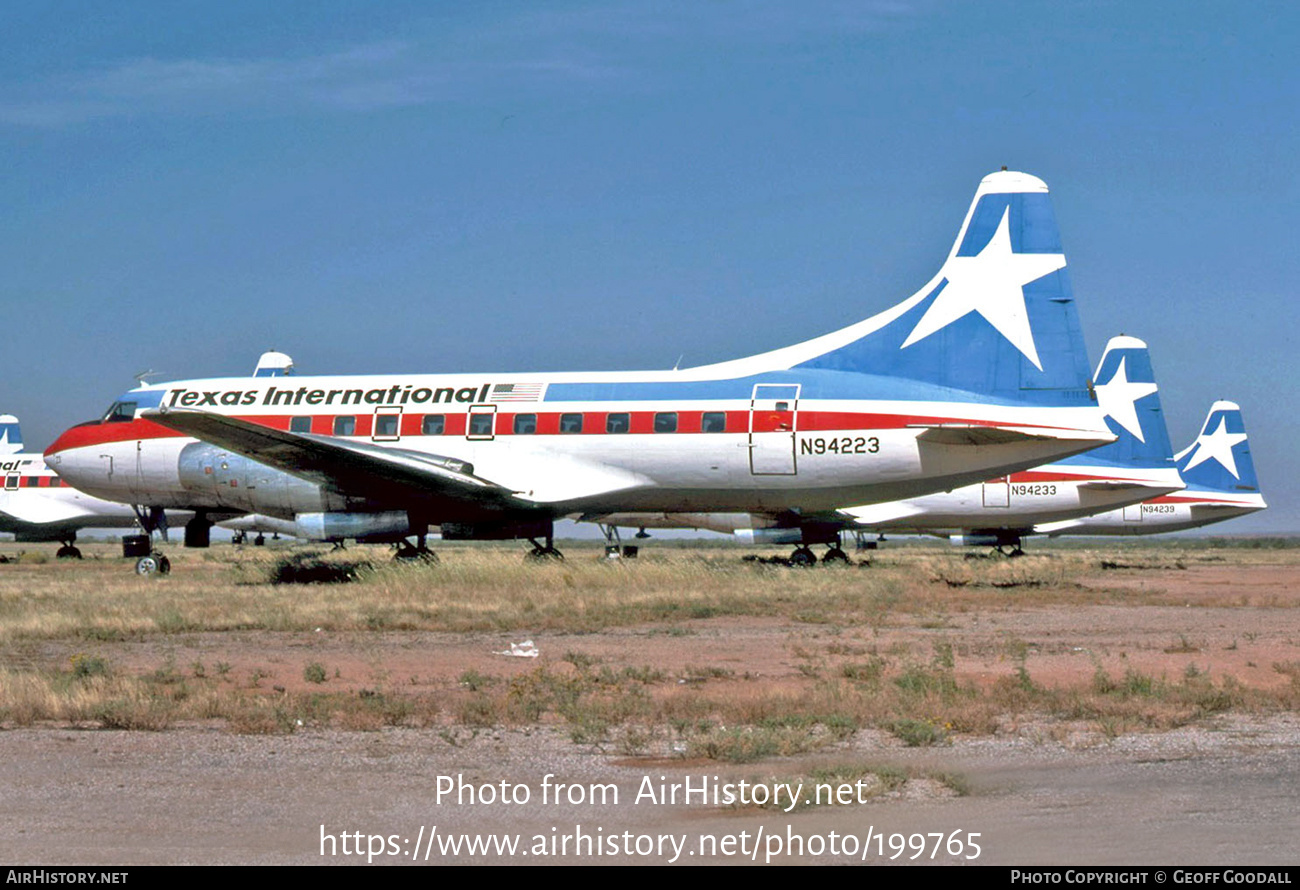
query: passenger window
[
  {"left": 289, "top": 417, "right": 312, "bottom": 434},
  {"left": 775, "top": 401, "right": 789, "bottom": 412},
  {"left": 702, "top": 412, "right": 727, "bottom": 433},
  {"left": 560, "top": 413, "right": 583, "bottom": 434},
  {"left": 333, "top": 416, "right": 356, "bottom": 436},
  {"left": 513, "top": 414, "right": 537, "bottom": 434},
  {"left": 469, "top": 413, "right": 494, "bottom": 436},
  {"left": 422, "top": 414, "right": 445, "bottom": 435},
  {"left": 4, "top": 475, "right": 16, "bottom": 491},
  {"left": 606, "top": 413, "right": 630, "bottom": 434},
  {"left": 654, "top": 412, "right": 678, "bottom": 433},
  {"left": 374, "top": 414, "right": 399, "bottom": 438}
]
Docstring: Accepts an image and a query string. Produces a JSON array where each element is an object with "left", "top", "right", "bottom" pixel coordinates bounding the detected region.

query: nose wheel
[{"left": 135, "top": 553, "right": 171, "bottom": 575}]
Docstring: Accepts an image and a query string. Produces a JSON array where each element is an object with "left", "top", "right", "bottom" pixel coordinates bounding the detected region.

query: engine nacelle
[
  {"left": 294, "top": 511, "right": 412, "bottom": 542},
  {"left": 733, "top": 527, "right": 805, "bottom": 545},
  {"left": 949, "top": 534, "right": 1003, "bottom": 547},
  {"left": 178, "top": 442, "right": 347, "bottom": 516}
]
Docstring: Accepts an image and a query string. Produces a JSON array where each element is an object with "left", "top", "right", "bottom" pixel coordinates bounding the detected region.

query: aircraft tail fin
[
  {"left": 1176, "top": 401, "right": 1261, "bottom": 493},
  {"left": 0, "top": 415, "right": 21, "bottom": 455},
  {"left": 746, "top": 171, "right": 1093, "bottom": 406},
  {"left": 1078, "top": 336, "right": 1175, "bottom": 467}
]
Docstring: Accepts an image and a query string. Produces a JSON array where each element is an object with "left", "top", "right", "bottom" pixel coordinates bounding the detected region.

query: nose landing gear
[{"left": 134, "top": 553, "right": 171, "bottom": 575}]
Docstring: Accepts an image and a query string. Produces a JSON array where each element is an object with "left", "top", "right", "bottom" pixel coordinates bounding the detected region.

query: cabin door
[{"left": 749, "top": 384, "right": 799, "bottom": 475}]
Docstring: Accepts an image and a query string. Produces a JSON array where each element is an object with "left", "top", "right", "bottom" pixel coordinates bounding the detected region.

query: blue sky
[{"left": 2, "top": 1, "right": 1295, "bottom": 532}]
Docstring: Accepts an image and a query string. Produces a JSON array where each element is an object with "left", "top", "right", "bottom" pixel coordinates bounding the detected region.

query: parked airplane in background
[
  {"left": 47, "top": 170, "right": 1116, "bottom": 567},
  {"left": 0, "top": 415, "right": 20, "bottom": 456},
  {"left": 589, "top": 335, "right": 1185, "bottom": 561},
  {"left": 1036, "top": 401, "right": 1266, "bottom": 537}
]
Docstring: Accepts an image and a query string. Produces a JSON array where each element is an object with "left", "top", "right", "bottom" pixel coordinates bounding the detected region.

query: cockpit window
[{"left": 102, "top": 401, "right": 138, "bottom": 423}]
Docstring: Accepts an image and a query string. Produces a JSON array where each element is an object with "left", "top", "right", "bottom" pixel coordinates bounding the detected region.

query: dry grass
[
  {"left": 0, "top": 541, "right": 1215, "bottom": 643},
  {"left": 1, "top": 538, "right": 1297, "bottom": 749}
]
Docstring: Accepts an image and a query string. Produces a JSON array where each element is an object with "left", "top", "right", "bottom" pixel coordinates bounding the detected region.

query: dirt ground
[{"left": 1, "top": 541, "right": 1298, "bottom": 865}]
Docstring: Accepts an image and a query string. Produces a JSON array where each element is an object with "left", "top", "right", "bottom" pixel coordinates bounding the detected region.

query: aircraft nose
[{"left": 44, "top": 422, "right": 116, "bottom": 484}]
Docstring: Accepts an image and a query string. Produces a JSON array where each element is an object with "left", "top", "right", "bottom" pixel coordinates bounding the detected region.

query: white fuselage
[
  {"left": 1037, "top": 489, "right": 1267, "bottom": 536},
  {"left": 46, "top": 369, "right": 1112, "bottom": 522}
]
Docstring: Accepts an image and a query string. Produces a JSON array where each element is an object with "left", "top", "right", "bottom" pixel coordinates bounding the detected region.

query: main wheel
[
  {"left": 789, "top": 547, "right": 817, "bottom": 567},
  {"left": 56, "top": 545, "right": 83, "bottom": 559},
  {"left": 822, "top": 547, "right": 850, "bottom": 565}
]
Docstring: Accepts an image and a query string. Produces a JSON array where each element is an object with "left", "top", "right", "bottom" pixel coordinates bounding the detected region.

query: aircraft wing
[{"left": 144, "top": 408, "right": 521, "bottom": 514}]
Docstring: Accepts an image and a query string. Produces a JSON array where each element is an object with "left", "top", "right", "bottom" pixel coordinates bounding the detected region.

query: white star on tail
[
  {"left": 1182, "top": 417, "right": 1248, "bottom": 479},
  {"left": 1095, "top": 356, "right": 1159, "bottom": 442},
  {"left": 901, "top": 206, "right": 1066, "bottom": 370}
]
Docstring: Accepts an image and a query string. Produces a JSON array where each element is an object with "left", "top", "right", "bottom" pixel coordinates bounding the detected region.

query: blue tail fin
[
  {"left": 783, "top": 171, "right": 1092, "bottom": 405},
  {"left": 1079, "top": 336, "right": 1175, "bottom": 467},
  {"left": 1176, "top": 401, "right": 1260, "bottom": 492},
  {"left": 0, "top": 414, "right": 21, "bottom": 455}
]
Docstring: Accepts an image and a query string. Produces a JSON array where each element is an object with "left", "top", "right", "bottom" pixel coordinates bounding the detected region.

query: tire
[
  {"left": 822, "top": 548, "right": 850, "bottom": 565},
  {"left": 135, "top": 555, "right": 160, "bottom": 575},
  {"left": 789, "top": 547, "right": 816, "bottom": 567}
]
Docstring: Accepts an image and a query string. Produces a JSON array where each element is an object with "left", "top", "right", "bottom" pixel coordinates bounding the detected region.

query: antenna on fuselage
[{"left": 133, "top": 369, "right": 162, "bottom": 386}]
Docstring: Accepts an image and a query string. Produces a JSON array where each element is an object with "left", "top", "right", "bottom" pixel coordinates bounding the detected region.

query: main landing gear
[
  {"left": 55, "top": 535, "right": 82, "bottom": 560},
  {"left": 525, "top": 532, "right": 563, "bottom": 561},
  {"left": 598, "top": 524, "right": 639, "bottom": 560},
  {"left": 788, "top": 543, "right": 852, "bottom": 566},
  {"left": 394, "top": 533, "right": 438, "bottom": 563}
]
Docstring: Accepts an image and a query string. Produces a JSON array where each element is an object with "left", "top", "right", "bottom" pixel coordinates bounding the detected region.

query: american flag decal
[{"left": 489, "top": 383, "right": 545, "bottom": 402}]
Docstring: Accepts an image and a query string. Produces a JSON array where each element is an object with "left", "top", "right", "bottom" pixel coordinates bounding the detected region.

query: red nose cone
[{"left": 45, "top": 418, "right": 176, "bottom": 458}]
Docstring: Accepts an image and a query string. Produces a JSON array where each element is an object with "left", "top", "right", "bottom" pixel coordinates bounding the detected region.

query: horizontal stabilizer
[
  {"left": 838, "top": 501, "right": 926, "bottom": 526},
  {"left": 1076, "top": 481, "right": 1163, "bottom": 492},
  {"left": 1033, "top": 519, "right": 1085, "bottom": 535},
  {"left": 910, "top": 424, "right": 1107, "bottom": 446}
]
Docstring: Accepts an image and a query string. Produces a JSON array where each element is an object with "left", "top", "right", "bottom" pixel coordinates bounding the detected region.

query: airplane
[
  {"left": 1034, "top": 401, "right": 1266, "bottom": 537},
  {"left": 46, "top": 170, "right": 1118, "bottom": 569},
  {"left": 586, "top": 334, "right": 1187, "bottom": 561}
]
